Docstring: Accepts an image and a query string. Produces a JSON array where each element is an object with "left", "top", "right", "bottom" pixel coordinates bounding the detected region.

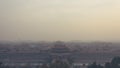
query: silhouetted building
[{"left": 49, "top": 41, "right": 72, "bottom": 62}]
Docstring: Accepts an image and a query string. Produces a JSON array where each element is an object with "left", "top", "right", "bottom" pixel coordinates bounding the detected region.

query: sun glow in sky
[{"left": 0, "top": 0, "right": 120, "bottom": 42}]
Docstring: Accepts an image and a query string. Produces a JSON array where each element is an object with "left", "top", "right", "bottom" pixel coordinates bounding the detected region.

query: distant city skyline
[{"left": 0, "top": 0, "right": 120, "bottom": 42}]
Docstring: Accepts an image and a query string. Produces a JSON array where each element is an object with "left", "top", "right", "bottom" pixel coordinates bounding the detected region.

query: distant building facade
[{"left": 49, "top": 41, "right": 72, "bottom": 61}]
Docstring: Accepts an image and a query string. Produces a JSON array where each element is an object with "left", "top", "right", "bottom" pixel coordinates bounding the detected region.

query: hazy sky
[{"left": 0, "top": 0, "right": 120, "bottom": 42}]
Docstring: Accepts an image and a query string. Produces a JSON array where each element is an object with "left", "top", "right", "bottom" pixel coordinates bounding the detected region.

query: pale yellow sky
[{"left": 0, "top": 0, "right": 120, "bottom": 42}]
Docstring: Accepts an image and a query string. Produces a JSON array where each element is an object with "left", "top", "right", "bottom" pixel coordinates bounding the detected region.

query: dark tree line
[
  {"left": 41, "top": 59, "right": 71, "bottom": 68},
  {"left": 88, "top": 56, "right": 120, "bottom": 68},
  {"left": 87, "top": 62, "right": 103, "bottom": 68},
  {"left": 105, "top": 56, "right": 120, "bottom": 68},
  {"left": 0, "top": 56, "right": 120, "bottom": 68}
]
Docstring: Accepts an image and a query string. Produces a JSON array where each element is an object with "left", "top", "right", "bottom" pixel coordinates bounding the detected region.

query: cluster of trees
[
  {"left": 88, "top": 56, "right": 120, "bottom": 68},
  {"left": 105, "top": 56, "right": 120, "bottom": 68},
  {"left": 41, "top": 59, "right": 71, "bottom": 68},
  {"left": 87, "top": 62, "right": 103, "bottom": 68}
]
